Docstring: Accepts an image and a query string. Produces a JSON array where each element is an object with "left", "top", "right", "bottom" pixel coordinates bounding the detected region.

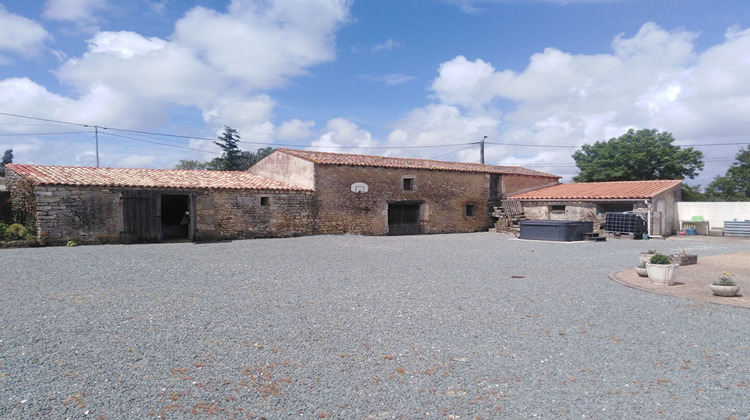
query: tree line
[
  {"left": 174, "top": 126, "right": 274, "bottom": 171},
  {"left": 571, "top": 128, "right": 748, "bottom": 201}
]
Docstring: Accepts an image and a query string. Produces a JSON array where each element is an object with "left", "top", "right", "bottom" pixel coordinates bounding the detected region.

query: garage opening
[
  {"left": 161, "top": 194, "right": 190, "bottom": 240},
  {"left": 388, "top": 202, "right": 421, "bottom": 235}
]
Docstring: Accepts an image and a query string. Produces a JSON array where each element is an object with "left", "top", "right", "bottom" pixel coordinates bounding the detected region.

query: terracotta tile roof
[
  {"left": 511, "top": 180, "right": 683, "bottom": 200},
  {"left": 5, "top": 164, "right": 310, "bottom": 191},
  {"left": 276, "top": 148, "right": 560, "bottom": 178}
]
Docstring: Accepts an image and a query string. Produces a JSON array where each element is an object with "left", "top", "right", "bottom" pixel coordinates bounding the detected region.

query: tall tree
[
  {"left": 704, "top": 147, "right": 750, "bottom": 201},
  {"left": 213, "top": 126, "right": 244, "bottom": 171},
  {"left": 572, "top": 129, "right": 704, "bottom": 182},
  {"left": 0, "top": 149, "right": 12, "bottom": 176},
  {"left": 172, "top": 126, "right": 274, "bottom": 171}
]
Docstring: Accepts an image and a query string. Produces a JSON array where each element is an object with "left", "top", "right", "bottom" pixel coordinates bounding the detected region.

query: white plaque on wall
[{"left": 351, "top": 182, "right": 369, "bottom": 193}]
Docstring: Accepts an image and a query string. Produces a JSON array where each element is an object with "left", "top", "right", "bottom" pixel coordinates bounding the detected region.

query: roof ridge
[
  {"left": 276, "top": 148, "right": 560, "bottom": 178},
  {"left": 6, "top": 164, "right": 311, "bottom": 191}
]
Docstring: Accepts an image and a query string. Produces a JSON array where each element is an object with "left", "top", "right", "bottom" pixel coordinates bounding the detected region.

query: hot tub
[{"left": 519, "top": 220, "right": 594, "bottom": 241}]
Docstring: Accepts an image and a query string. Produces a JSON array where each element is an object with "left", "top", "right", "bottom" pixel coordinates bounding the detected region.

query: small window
[
  {"left": 402, "top": 177, "right": 415, "bottom": 191},
  {"left": 550, "top": 205, "right": 565, "bottom": 212},
  {"left": 465, "top": 204, "right": 477, "bottom": 217},
  {"left": 260, "top": 196, "right": 270, "bottom": 206}
]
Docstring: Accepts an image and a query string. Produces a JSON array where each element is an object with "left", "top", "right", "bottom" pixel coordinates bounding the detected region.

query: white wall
[{"left": 676, "top": 202, "right": 750, "bottom": 230}]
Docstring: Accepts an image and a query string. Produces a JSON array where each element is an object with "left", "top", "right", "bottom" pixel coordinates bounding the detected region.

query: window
[
  {"left": 402, "top": 177, "right": 415, "bottom": 191},
  {"left": 599, "top": 203, "right": 634, "bottom": 213},
  {"left": 260, "top": 196, "right": 270, "bottom": 206},
  {"left": 550, "top": 205, "right": 565, "bottom": 212},
  {"left": 465, "top": 204, "right": 477, "bottom": 217}
]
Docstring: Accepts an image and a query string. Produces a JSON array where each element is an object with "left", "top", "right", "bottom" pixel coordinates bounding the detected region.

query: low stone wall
[
  {"left": 196, "top": 190, "right": 313, "bottom": 241},
  {"left": 33, "top": 185, "right": 122, "bottom": 245}
]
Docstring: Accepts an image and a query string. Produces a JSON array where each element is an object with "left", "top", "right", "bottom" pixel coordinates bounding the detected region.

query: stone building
[
  {"left": 510, "top": 180, "right": 683, "bottom": 236},
  {"left": 5, "top": 149, "right": 561, "bottom": 244},
  {"left": 5, "top": 164, "right": 313, "bottom": 245},
  {"left": 249, "top": 149, "right": 561, "bottom": 235}
]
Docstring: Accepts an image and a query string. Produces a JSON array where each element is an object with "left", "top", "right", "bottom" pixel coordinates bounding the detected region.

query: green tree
[
  {"left": 212, "top": 126, "right": 244, "bottom": 171},
  {"left": 174, "top": 159, "right": 209, "bottom": 170},
  {"left": 205, "top": 146, "right": 274, "bottom": 171},
  {"left": 680, "top": 184, "right": 708, "bottom": 202},
  {"left": 704, "top": 147, "right": 750, "bottom": 201},
  {"left": 572, "top": 129, "right": 704, "bottom": 182},
  {"left": 0, "top": 148, "right": 12, "bottom": 176},
  {"left": 172, "top": 126, "right": 274, "bottom": 171}
]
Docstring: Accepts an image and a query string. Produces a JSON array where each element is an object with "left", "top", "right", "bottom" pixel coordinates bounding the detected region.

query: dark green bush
[{"left": 649, "top": 253, "right": 672, "bottom": 265}]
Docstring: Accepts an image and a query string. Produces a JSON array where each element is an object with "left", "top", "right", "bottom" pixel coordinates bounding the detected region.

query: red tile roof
[
  {"left": 5, "top": 164, "right": 310, "bottom": 191},
  {"left": 511, "top": 180, "right": 682, "bottom": 200},
  {"left": 276, "top": 148, "right": 560, "bottom": 178}
]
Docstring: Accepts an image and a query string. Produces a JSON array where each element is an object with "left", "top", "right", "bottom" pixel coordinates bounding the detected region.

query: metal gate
[{"left": 388, "top": 202, "right": 421, "bottom": 235}]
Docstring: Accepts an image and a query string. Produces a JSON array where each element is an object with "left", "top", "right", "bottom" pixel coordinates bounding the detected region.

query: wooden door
[
  {"left": 388, "top": 203, "right": 421, "bottom": 235},
  {"left": 120, "top": 190, "right": 160, "bottom": 243}
]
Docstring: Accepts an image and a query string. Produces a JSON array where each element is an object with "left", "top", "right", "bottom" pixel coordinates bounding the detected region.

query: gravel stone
[{"left": 1, "top": 233, "right": 749, "bottom": 418}]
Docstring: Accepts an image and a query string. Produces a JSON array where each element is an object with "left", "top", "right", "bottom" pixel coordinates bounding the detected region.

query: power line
[
  {"left": 2, "top": 111, "right": 748, "bottom": 153},
  {"left": 0, "top": 131, "right": 91, "bottom": 136},
  {"left": 102, "top": 132, "right": 221, "bottom": 154}
]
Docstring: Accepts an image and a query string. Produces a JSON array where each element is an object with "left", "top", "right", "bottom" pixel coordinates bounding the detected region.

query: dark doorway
[
  {"left": 161, "top": 194, "right": 190, "bottom": 241},
  {"left": 388, "top": 202, "right": 421, "bottom": 235}
]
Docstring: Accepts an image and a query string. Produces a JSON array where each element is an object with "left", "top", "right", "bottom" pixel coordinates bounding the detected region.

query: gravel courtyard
[{"left": 1, "top": 233, "right": 749, "bottom": 418}]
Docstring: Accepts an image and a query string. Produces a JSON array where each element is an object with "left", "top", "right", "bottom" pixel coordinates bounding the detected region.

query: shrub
[
  {"left": 649, "top": 253, "right": 672, "bottom": 265},
  {"left": 0, "top": 222, "right": 7, "bottom": 239}
]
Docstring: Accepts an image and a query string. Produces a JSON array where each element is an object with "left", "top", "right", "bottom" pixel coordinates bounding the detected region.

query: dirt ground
[{"left": 611, "top": 247, "right": 750, "bottom": 308}]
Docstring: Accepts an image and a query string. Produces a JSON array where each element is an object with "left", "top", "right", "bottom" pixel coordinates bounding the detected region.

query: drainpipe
[{"left": 645, "top": 199, "right": 652, "bottom": 237}]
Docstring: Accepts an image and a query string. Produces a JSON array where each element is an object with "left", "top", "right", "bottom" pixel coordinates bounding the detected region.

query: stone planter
[
  {"left": 709, "top": 284, "right": 740, "bottom": 297},
  {"left": 646, "top": 263, "right": 679, "bottom": 286},
  {"left": 635, "top": 266, "right": 649, "bottom": 277}
]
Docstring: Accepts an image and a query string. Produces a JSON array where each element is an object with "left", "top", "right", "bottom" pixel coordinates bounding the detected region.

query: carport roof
[
  {"left": 276, "top": 148, "right": 561, "bottom": 178},
  {"left": 511, "top": 179, "right": 683, "bottom": 200},
  {"left": 5, "top": 164, "right": 311, "bottom": 191}
]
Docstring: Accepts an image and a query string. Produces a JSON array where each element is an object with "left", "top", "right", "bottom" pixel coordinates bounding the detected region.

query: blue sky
[{"left": 1, "top": 0, "right": 749, "bottom": 186}]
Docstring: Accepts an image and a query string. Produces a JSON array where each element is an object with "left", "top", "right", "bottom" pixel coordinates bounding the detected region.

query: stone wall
[
  {"left": 7, "top": 168, "right": 315, "bottom": 244},
  {"left": 501, "top": 175, "right": 560, "bottom": 198},
  {"left": 30, "top": 185, "right": 122, "bottom": 245},
  {"left": 312, "top": 166, "right": 493, "bottom": 235},
  {"left": 195, "top": 189, "right": 313, "bottom": 241}
]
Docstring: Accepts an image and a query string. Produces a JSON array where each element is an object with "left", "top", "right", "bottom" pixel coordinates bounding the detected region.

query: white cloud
[
  {"left": 43, "top": 0, "right": 107, "bottom": 31},
  {"left": 359, "top": 73, "right": 415, "bottom": 86},
  {"left": 372, "top": 39, "right": 401, "bottom": 53},
  {"left": 443, "top": 0, "right": 622, "bottom": 13},
  {"left": 0, "top": 6, "right": 50, "bottom": 59},
  {"left": 1, "top": 0, "right": 352, "bottom": 168},
  {"left": 173, "top": 0, "right": 350, "bottom": 90},
  {"left": 310, "top": 118, "right": 378, "bottom": 153},
  {"left": 387, "top": 22, "right": 750, "bottom": 183},
  {"left": 36, "top": 0, "right": 348, "bottom": 129},
  {"left": 278, "top": 119, "right": 316, "bottom": 141}
]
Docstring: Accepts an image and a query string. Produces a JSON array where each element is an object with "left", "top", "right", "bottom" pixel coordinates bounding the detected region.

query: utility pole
[
  {"left": 94, "top": 126, "right": 99, "bottom": 167},
  {"left": 480, "top": 135, "right": 487, "bottom": 164}
]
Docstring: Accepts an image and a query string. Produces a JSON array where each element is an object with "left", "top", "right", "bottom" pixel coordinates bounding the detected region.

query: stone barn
[
  {"left": 249, "top": 148, "right": 561, "bottom": 235},
  {"left": 5, "top": 164, "right": 313, "bottom": 245},
  {"left": 510, "top": 180, "right": 683, "bottom": 236}
]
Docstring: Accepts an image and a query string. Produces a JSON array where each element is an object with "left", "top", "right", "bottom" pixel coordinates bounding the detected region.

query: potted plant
[
  {"left": 646, "top": 253, "right": 679, "bottom": 286},
  {"left": 639, "top": 249, "right": 657, "bottom": 265},
  {"left": 709, "top": 271, "right": 740, "bottom": 297},
  {"left": 635, "top": 261, "right": 649, "bottom": 277}
]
